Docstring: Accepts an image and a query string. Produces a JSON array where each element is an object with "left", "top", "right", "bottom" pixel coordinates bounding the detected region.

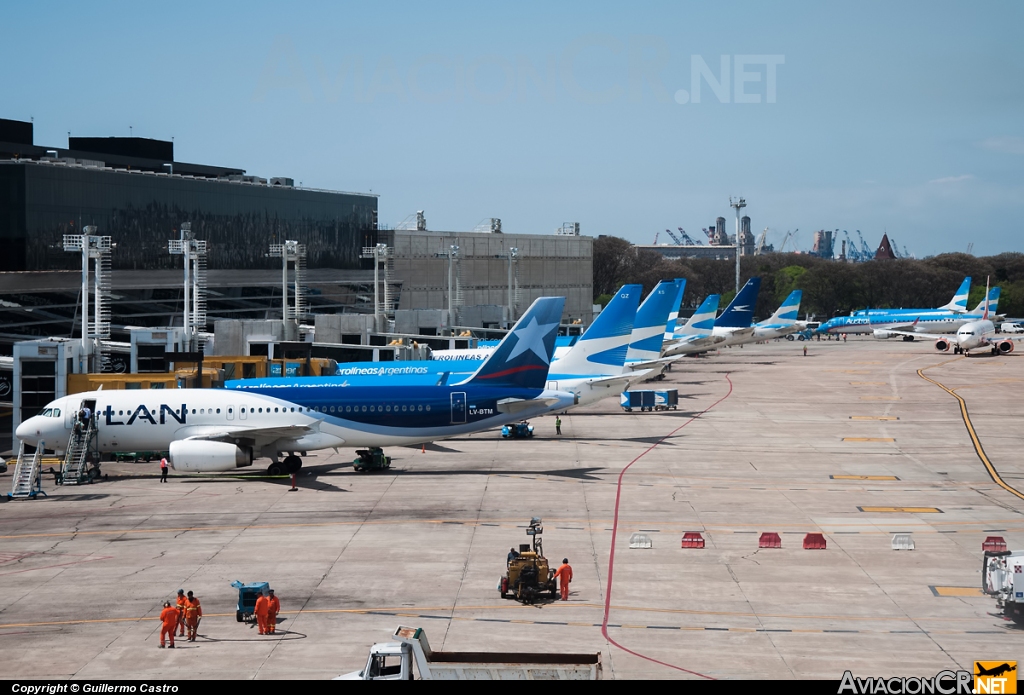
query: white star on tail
[{"left": 506, "top": 317, "right": 558, "bottom": 364}]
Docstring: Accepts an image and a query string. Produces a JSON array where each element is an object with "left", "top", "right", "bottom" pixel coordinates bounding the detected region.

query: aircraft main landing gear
[{"left": 267, "top": 455, "right": 303, "bottom": 476}]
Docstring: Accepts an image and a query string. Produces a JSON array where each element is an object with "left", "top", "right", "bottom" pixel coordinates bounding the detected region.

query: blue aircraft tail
[
  {"left": 972, "top": 286, "right": 1000, "bottom": 314},
  {"left": 940, "top": 277, "right": 971, "bottom": 312},
  {"left": 714, "top": 277, "right": 761, "bottom": 328},
  {"left": 762, "top": 290, "right": 802, "bottom": 325},
  {"left": 464, "top": 296, "right": 564, "bottom": 389},
  {"left": 676, "top": 294, "right": 720, "bottom": 336},
  {"left": 626, "top": 279, "right": 683, "bottom": 362},
  {"left": 555, "top": 285, "right": 642, "bottom": 375},
  {"left": 664, "top": 278, "right": 687, "bottom": 342}
]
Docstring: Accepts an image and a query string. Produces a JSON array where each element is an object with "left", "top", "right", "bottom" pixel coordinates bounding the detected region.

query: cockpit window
[
  {"left": 41, "top": 408, "right": 52, "bottom": 416},
  {"left": 53, "top": 408, "right": 60, "bottom": 418}
]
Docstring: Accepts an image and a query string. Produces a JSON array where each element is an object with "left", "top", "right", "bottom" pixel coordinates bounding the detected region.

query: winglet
[{"left": 462, "top": 296, "right": 564, "bottom": 389}]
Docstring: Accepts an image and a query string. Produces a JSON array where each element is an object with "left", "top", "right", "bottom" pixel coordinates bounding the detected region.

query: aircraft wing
[
  {"left": 883, "top": 329, "right": 950, "bottom": 341},
  {"left": 626, "top": 355, "right": 678, "bottom": 372},
  {"left": 664, "top": 335, "right": 724, "bottom": 356},
  {"left": 585, "top": 372, "right": 652, "bottom": 391},
  {"left": 183, "top": 422, "right": 326, "bottom": 445},
  {"left": 497, "top": 396, "right": 567, "bottom": 414}
]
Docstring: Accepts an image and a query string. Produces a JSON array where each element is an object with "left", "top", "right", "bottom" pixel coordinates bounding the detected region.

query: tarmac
[{"left": 1, "top": 336, "right": 1022, "bottom": 680}]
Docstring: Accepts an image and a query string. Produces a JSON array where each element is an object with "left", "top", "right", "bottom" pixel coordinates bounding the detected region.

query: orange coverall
[
  {"left": 176, "top": 595, "right": 187, "bottom": 636},
  {"left": 159, "top": 605, "right": 179, "bottom": 647},
  {"left": 554, "top": 563, "right": 573, "bottom": 600},
  {"left": 184, "top": 597, "right": 202, "bottom": 641},
  {"left": 267, "top": 594, "right": 281, "bottom": 634},
  {"left": 254, "top": 594, "right": 270, "bottom": 634}
]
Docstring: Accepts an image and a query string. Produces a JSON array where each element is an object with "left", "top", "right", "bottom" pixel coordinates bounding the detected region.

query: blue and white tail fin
[
  {"left": 626, "top": 279, "right": 682, "bottom": 363},
  {"left": 972, "top": 286, "right": 1000, "bottom": 315},
  {"left": 760, "top": 290, "right": 802, "bottom": 326},
  {"left": 554, "top": 285, "right": 642, "bottom": 376},
  {"left": 675, "top": 294, "right": 720, "bottom": 336},
  {"left": 463, "top": 296, "right": 564, "bottom": 389},
  {"left": 714, "top": 277, "right": 761, "bottom": 328},
  {"left": 939, "top": 277, "right": 971, "bottom": 313},
  {"left": 664, "top": 278, "right": 687, "bottom": 342}
]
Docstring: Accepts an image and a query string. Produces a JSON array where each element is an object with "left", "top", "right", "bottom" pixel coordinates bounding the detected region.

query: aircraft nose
[{"left": 15, "top": 418, "right": 39, "bottom": 442}]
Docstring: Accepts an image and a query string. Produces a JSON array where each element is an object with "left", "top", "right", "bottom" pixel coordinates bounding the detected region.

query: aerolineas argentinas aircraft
[{"left": 16, "top": 297, "right": 575, "bottom": 475}]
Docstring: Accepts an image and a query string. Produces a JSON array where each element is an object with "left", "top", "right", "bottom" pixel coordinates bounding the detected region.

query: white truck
[
  {"left": 983, "top": 549, "right": 1024, "bottom": 624},
  {"left": 1001, "top": 322, "right": 1024, "bottom": 334},
  {"left": 336, "top": 626, "right": 602, "bottom": 680}
]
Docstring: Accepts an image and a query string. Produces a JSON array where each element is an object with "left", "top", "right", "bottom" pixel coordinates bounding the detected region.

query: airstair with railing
[{"left": 8, "top": 441, "right": 47, "bottom": 499}]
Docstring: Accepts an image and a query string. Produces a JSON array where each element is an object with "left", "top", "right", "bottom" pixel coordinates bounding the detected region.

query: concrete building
[{"left": 378, "top": 227, "right": 593, "bottom": 327}]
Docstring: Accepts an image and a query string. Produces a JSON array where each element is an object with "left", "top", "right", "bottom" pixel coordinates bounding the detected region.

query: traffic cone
[{"left": 421, "top": 443, "right": 425, "bottom": 453}]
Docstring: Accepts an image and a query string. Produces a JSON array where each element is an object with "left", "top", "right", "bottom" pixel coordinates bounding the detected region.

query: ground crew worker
[
  {"left": 254, "top": 591, "right": 270, "bottom": 635},
  {"left": 159, "top": 601, "right": 178, "bottom": 648},
  {"left": 555, "top": 416, "right": 562, "bottom": 435},
  {"left": 267, "top": 589, "right": 280, "bottom": 634},
  {"left": 160, "top": 457, "right": 169, "bottom": 483},
  {"left": 803, "top": 345, "right": 807, "bottom": 357},
  {"left": 507, "top": 547, "right": 519, "bottom": 566},
  {"left": 175, "top": 589, "right": 187, "bottom": 636},
  {"left": 553, "top": 558, "right": 573, "bottom": 601},
  {"left": 184, "top": 590, "right": 202, "bottom": 641}
]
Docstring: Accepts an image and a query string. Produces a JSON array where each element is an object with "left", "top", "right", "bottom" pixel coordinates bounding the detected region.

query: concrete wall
[
  {"left": 213, "top": 320, "right": 286, "bottom": 356},
  {"left": 380, "top": 229, "right": 593, "bottom": 325},
  {"left": 313, "top": 314, "right": 376, "bottom": 344}
]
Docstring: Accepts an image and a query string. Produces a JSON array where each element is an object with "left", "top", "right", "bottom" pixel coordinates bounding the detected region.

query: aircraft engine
[
  {"left": 169, "top": 440, "right": 253, "bottom": 472},
  {"left": 996, "top": 340, "right": 1015, "bottom": 354},
  {"left": 872, "top": 329, "right": 893, "bottom": 340},
  {"left": 934, "top": 338, "right": 951, "bottom": 352}
]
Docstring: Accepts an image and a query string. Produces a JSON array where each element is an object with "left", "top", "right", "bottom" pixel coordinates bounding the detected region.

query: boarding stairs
[
  {"left": 60, "top": 419, "right": 98, "bottom": 485},
  {"left": 8, "top": 441, "right": 47, "bottom": 499}
]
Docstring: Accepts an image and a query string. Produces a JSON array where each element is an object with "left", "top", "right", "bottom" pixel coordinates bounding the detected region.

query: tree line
[{"left": 593, "top": 235, "right": 1024, "bottom": 321}]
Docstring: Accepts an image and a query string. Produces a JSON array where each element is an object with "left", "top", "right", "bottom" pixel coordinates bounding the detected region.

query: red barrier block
[
  {"left": 681, "top": 532, "right": 705, "bottom": 549},
  {"left": 758, "top": 532, "right": 782, "bottom": 549},
  {"left": 983, "top": 536, "right": 1007, "bottom": 553},
  {"left": 803, "top": 533, "right": 827, "bottom": 550}
]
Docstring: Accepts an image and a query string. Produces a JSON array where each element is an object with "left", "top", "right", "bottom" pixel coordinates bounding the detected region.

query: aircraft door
[
  {"left": 547, "top": 381, "right": 558, "bottom": 391},
  {"left": 450, "top": 392, "right": 467, "bottom": 424},
  {"left": 64, "top": 398, "right": 81, "bottom": 430}
]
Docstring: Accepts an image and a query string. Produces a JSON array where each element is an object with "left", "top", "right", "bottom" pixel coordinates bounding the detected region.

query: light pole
[
  {"left": 434, "top": 243, "right": 460, "bottom": 331},
  {"left": 730, "top": 197, "right": 746, "bottom": 295},
  {"left": 495, "top": 246, "right": 519, "bottom": 327}
]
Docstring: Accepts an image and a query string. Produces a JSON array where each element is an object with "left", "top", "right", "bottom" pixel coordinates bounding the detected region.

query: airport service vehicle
[
  {"left": 1002, "top": 322, "right": 1024, "bottom": 334},
  {"left": 500, "top": 518, "right": 556, "bottom": 603},
  {"left": 983, "top": 549, "right": 1024, "bottom": 625},
  {"left": 353, "top": 447, "right": 392, "bottom": 472},
  {"left": 620, "top": 389, "right": 677, "bottom": 412},
  {"left": 501, "top": 421, "right": 534, "bottom": 439},
  {"left": 230, "top": 580, "right": 269, "bottom": 624},
  {"left": 16, "top": 298, "right": 575, "bottom": 475},
  {"left": 336, "top": 626, "right": 602, "bottom": 680}
]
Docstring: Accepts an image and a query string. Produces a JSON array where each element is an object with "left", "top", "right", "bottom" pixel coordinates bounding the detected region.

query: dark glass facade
[{"left": 0, "top": 162, "right": 378, "bottom": 272}]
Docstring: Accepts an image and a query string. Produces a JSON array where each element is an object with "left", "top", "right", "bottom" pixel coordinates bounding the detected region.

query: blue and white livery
[{"left": 16, "top": 298, "right": 576, "bottom": 475}]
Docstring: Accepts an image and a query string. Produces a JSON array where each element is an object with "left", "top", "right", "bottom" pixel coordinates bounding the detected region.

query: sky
[{"left": 3, "top": 2, "right": 1022, "bottom": 257}]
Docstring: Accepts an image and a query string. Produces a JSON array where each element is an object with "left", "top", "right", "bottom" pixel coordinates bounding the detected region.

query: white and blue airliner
[{"left": 17, "top": 298, "right": 576, "bottom": 475}]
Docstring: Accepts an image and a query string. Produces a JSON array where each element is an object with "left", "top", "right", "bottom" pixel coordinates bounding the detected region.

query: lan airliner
[{"left": 16, "top": 298, "right": 575, "bottom": 475}]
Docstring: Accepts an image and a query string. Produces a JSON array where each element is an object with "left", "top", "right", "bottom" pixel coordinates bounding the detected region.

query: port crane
[
  {"left": 778, "top": 228, "right": 799, "bottom": 253},
  {"left": 665, "top": 227, "right": 699, "bottom": 246}
]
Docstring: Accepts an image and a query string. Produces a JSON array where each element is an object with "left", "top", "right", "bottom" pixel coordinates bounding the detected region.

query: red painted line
[{"left": 602, "top": 373, "right": 734, "bottom": 680}]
